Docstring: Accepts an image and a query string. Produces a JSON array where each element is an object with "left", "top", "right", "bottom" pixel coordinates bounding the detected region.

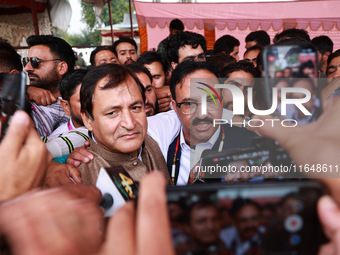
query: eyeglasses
[
  {"left": 176, "top": 97, "right": 223, "bottom": 115},
  {"left": 22, "top": 57, "right": 62, "bottom": 69}
]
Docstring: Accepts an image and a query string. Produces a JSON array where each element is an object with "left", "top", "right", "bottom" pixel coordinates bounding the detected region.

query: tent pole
[
  {"left": 30, "top": 0, "right": 39, "bottom": 35},
  {"left": 129, "top": 0, "right": 134, "bottom": 39},
  {"left": 107, "top": 0, "right": 114, "bottom": 44}
]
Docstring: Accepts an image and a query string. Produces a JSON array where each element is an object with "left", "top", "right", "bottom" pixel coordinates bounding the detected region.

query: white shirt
[
  {"left": 48, "top": 119, "right": 76, "bottom": 138},
  {"left": 147, "top": 109, "right": 232, "bottom": 185}
]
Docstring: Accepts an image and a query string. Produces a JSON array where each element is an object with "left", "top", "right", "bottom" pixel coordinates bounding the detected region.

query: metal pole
[
  {"left": 129, "top": 0, "right": 134, "bottom": 39},
  {"left": 30, "top": 0, "right": 39, "bottom": 35},
  {"left": 107, "top": 0, "right": 114, "bottom": 44}
]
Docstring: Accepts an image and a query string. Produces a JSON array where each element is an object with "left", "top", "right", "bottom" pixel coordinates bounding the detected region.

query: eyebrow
[
  {"left": 102, "top": 100, "right": 144, "bottom": 112},
  {"left": 179, "top": 97, "right": 192, "bottom": 102},
  {"left": 119, "top": 49, "right": 136, "bottom": 53},
  {"left": 226, "top": 79, "right": 243, "bottom": 87},
  {"left": 130, "top": 100, "right": 144, "bottom": 106},
  {"left": 327, "top": 65, "right": 338, "bottom": 70}
]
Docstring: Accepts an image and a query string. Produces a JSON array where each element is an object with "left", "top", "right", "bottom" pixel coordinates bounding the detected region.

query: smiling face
[
  {"left": 82, "top": 75, "right": 147, "bottom": 156},
  {"left": 172, "top": 69, "right": 222, "bottom": 146},
  {"left": 327, "top": 55, "right": 340, "bottom": 81}
]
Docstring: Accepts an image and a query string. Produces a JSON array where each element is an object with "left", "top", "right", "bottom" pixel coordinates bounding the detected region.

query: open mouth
[{"left": 193, "top": 121, "right": 212, "bottom": 132}]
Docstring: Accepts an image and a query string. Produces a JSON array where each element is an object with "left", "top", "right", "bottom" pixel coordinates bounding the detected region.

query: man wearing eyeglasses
[
  {"left": 45, "top": 61, "right": 257, "bottom": 187},
  {"left": 23, "top": 35, "right": 75, "bottom": 137},
  {"left": 148, "top": 61, "right": 257, "bottom": 185}
]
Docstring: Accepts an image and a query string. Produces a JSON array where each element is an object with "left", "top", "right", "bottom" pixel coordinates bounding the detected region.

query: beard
[
  {"left": 70, "top": 108, "right": 84, "bottom": 127},
  {"left": 28, "top": 69, "right": 60, "bottom": 94}
]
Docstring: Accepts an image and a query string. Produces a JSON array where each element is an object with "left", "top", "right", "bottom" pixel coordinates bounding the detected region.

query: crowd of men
[{"left": 1, "top": 17, "right": 340, "bottom": 255}]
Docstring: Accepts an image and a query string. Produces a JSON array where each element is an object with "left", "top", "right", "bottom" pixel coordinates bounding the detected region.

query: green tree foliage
[
  {"left": 81, "top": 1, "right": 133, "bottom": 28},
  {"left": 78, "top": 0, "right": 133, "bottom": 45},
  {"left": 55, "top": 1, "right": 133, "bottom": 46},
  {"left": 53, "top": 27, "right": 101, "bottom": 46}
]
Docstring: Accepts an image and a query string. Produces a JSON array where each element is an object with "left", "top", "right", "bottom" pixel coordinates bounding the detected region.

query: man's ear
[
  {"left": 171, "top": 62, "right": 178, "bottom": 71},
  {"left": 165, "top": 70, "right": 171, "bottom": 86},
  {"left": 9, "top": 69, "right": 19, "bottom": 74},
  {"left": 172, "top": 99, "right": 178, "bottom": 114},
  {"left": 81, "top": 112, "right": 93, "bottom": 132},
  {"left": 57, "top": 61, "right": 68, "bottom": 76},
  {"left": 60, "top": 99, "right": 71, "bottom": 116}
]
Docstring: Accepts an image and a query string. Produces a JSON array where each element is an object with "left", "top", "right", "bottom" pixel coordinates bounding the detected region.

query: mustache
[
  {"left": 145, "top": 103, "right": 155, "bottom": 110},
  {"left": 27, "top": 72, "right": 39, "bottom": 78},
  {"left": 192, "top": 117, "right": 213, "bottom": 126}
]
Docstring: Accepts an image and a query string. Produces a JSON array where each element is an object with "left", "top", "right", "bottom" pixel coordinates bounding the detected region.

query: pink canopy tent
[{"left": 134, "top": 0, "right": 340, "bottom": 56}]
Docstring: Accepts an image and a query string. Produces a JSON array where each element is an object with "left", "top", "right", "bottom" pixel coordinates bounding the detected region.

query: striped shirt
[{"left": 31, "top": 98, "right": 69, "bottom": 137}]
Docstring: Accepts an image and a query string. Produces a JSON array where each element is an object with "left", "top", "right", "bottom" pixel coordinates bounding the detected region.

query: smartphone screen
[
  {"left": 262, "top": 44, "right": 321, "bottom": 125},
  {"left": 167, "top": 181, "right": 327, "bottom": 255}
]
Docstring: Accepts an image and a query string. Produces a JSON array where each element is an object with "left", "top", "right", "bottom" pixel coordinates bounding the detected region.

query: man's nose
[
  {"left": 334, "top": 68, "right": 340, "bottom": 78},
  {"left": 195, "top": 102, "right": 207, "bottom": 117},
  {"left": 121, "top": 110, "right": 135, "bottom": 129},
  {"left": 24, "top": 61, "right": 34, "bottom": 72}
]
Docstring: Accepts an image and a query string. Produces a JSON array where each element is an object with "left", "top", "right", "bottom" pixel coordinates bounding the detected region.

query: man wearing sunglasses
[{"left": 24, "top": 35, "right": 75, "bottom": 137}]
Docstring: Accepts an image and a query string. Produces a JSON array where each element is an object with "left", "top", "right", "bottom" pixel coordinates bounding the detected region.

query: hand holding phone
[{"left": 0, "top": 72, "right": 26, "bottom": 140}]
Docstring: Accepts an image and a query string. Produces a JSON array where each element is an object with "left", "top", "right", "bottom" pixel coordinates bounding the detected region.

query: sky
[{"left": 67, "top": 0, "right": 87, "bottom": 35}]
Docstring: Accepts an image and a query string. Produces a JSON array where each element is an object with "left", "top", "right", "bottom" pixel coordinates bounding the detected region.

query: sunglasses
[{"left": 22, "top": 57, "right": 62, "bottom": 69}]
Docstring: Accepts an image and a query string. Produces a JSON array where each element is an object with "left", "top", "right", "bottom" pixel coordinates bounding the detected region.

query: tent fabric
[
  {"left": 49, "top": 0, "right": 72, "bottom": 32},
  {"left": 134, "top": 0, "right": 340, "bottom": 54}
]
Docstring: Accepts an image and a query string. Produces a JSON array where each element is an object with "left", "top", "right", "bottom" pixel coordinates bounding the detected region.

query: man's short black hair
[
  {"left": 90, "top": 46, "right": 115, "bottom": 67},
  {"left": 244, "top": 45, "right": 263, "bottom": 57},
  {"left": 170, "top": 19, "right": 184, "bottom": 31},
  {"left": 80, "top": 63, "right": 145, "bottom": 120},
  {"left": 231, "top": 198, "right": 261, "bottom": 218},
  {"left": 170, "top": 61, "right": 220, "bottom": 101},
  {"left": 245, "top": 30, "right": 270, "bottom": 47},
  {"left": 126, "top": 62, "right": 153, "bottom": 84},
  {"left": 113, "top": 37, "right": 138, "bottom": 57},
  {"left": 214, "top": 35, "right": 240, "bottom": 55},
  {"left": 222, "top": 60, "right": 256, "bottom": 78},
  {"left": 167, "top": 31, "right": 207, "bottom": 64},
  {"left": 185, "top": 199, "right": 218, "bottom": 223},
  {"left": 209, "top": 52, "right": 237, "bottom": 74},
  {"left": 311, "top": 35, "right": 333, "bottom": 55},
  {"left": 0, "top": 38, "right": 22, "bottom": 72},
  {"left": 137, "top": 51, "right": 169, "bottom": 74},
  {"left": 59, "top": 69, "right": 87, "bottom": 102},
  {"left": 273, "top": 29, "right": 310, "bottom": 44},
  {"left": 26, "top": 35, "right": 75, "bottom": 71}
]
